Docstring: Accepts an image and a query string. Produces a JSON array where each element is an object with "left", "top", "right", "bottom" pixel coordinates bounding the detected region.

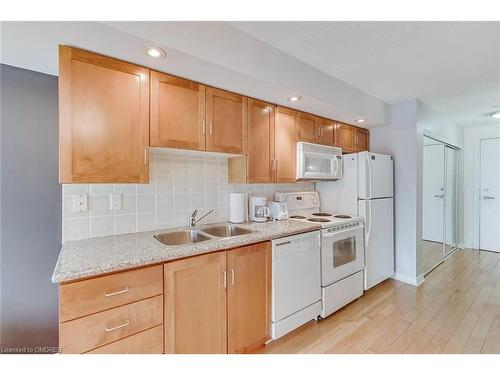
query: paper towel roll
[{"left": 229, "top": 192, "right": 246, "bottom": 223}]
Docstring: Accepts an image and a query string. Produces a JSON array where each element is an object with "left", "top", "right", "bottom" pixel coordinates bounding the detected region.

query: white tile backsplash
[{"left": 62, "top": 150, "right": 314, "bottom": 242}]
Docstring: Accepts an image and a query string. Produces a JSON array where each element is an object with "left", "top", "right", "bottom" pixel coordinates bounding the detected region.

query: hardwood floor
[
  {"left": 259, "top": 249, "right": 500, "bottom": 354},
  {"left": 422, "top": 240, "right": 444, "bottom": 274}
]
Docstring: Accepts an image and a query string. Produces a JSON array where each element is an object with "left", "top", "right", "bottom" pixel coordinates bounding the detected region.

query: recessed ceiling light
[
  {"left": 491, "top": 111, "right": 500, "bottom": 119},
  {"left": 288, "top": 96, "right": 303, "bottom": 102},
  {"left": 355, "top": 119, "right": 366, "bottom": 123},
  {"left": 145, "top": 47, "right": 166, "bottom": 59}
]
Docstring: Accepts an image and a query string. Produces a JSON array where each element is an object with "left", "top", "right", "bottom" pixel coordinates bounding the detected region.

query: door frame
[{"left": 479, "top": 137, "right": 500, "bottom": 252}]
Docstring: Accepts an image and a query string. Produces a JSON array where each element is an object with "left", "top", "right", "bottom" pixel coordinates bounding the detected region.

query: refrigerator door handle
[
  {"left": 366, "top": 155, "right": 373, "bottom": 199},
  {"left": 365, "top": 200, "right": 372, "bottom": 247}
]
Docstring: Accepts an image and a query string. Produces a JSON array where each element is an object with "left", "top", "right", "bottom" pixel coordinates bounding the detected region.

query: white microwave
[{"left": 296, "top": 142, "right": 343, "bottom": 181}]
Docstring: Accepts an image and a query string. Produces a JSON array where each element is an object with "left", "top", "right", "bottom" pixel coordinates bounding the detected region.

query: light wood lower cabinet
[
  {"left": 87, "top": 325, "right": 163, "bottom": 354},
  {"left": 227, "top": 242, "right": 271, "bottom": 353},
  {"left": 60, "top": 295, "right": 163, "bottom": 354},
  {"left": 58, "top": 243, "right": 272, "bottom": 354},
  {"left": 164, "top": 242, "right": 271, "bottom": 354},
  {"left": 59, "top": 265, "right": 163, "bottom": 322},
  {"left": 164, "top": 252, "right": 227, "bottom": 354}
]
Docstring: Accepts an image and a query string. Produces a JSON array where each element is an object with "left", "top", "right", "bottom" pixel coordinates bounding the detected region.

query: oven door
[{"left": 321, "top": 226, "right": 365, "bottom": 286}]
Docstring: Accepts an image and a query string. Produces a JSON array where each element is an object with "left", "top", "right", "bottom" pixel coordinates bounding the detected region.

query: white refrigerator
[{"left": 317, "top": 151, "right": 394, "bottom": 290}]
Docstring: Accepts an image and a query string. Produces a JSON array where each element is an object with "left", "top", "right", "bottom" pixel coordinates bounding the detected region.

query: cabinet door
[
  {"left": 335, "top": 122, "right": 356, "bottom": 152},
  {"left": 247, "top": 99, "right": 275, "bottom": 183},
  {"left": 59, "top": 46, "right": 149, "bottom": 183},
  {"left": 318, "top": 118, "right": 335, "bottom": 146},
  {"left": 206, "top": 87, "right": 246, "bottom": 154},
  {"left": 150, "top": 71, "right": 206, "bottom": 151},
  {"left": 227, "top": 242, "right": 271, "bottom": 354},
  {"left": 297, "top": 112, "right": 318, "bottom": 143},
  {"left": 355, "top": 128, "right": 369, "bottom": 151},
  {"left": 164, "top": 252, "right": 227, "bottom": 354},
  {"left": 275, "top": 107, "right": 297, "bottom": 182}
]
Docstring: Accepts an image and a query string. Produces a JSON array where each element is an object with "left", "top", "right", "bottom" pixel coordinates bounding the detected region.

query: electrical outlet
[
  {"left": 73, "top": 194, "right": 88, "bottom": 212},
  {"left": 110, "top": 193, "right": 122, "bottom": 210}
]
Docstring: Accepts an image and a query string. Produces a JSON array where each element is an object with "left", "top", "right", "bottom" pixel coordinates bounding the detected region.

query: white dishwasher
[{"left": 272, "top": 230, "right": 321, "bottom": 340}]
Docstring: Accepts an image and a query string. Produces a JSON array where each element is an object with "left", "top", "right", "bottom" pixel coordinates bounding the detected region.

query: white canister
[{"left": 229, "top": 192, "right": 246, "bottom": 223}]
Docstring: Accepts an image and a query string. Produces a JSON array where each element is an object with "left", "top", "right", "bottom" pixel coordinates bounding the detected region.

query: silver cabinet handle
[
  {"left": 276, "top": 241, "right": 291, "bottom": 246},
  {"left": 105, "top": 319, "right": 130, "bottom": 332},
  {"left": 104, "top": 286, "right": 129, "bottom": 297},
  {"left": 209, "top": 122, "right": 213, "bottom": 135},
  {"left": 222, "top": 270, "right": 227, "bottom": 288},
  {"left": 202, "top": 120, "right": 206, "bottom": 135},
  {"left": 483, "top": 196, "right": 495, "bottom": 200},
  {"left": 230, "top": 269, "right": 235, "bottom": 285},
  {"left": 275, "top": 159, "right": 279, "bottom": 171}
]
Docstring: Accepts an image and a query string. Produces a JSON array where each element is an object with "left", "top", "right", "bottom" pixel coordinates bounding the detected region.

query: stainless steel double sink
[{"left": 154, "top": 224, "right": 254, "bottom": 246}]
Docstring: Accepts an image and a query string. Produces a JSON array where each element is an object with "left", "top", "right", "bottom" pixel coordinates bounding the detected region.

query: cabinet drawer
[
  {"left": 60, "top": 265, "right": 163, "bottom": 322},
  {"left": 87, "top": 325, "right": 163, "bottom": 354},
  {"left": 60, "top": 295, "right": 163, "bottom": 354}
]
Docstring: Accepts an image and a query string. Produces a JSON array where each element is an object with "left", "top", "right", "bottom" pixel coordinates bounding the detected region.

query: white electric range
[{"left": 275, "top": 191, "right": 366, "bottom": 318}]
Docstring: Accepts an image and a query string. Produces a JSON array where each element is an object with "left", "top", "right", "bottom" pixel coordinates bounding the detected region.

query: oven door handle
[{"left": 321, "top": 227, "right": 362, "bottom": 238}]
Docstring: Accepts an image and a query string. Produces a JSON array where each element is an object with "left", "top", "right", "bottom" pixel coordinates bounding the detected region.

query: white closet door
[{"left": 480, "top": 138, "right": 500, "bottom": 252}]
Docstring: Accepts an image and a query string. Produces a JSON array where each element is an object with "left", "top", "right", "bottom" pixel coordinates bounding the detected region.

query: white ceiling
[{"left": 230, "top": 21, "right": 500, "bottom": 128}]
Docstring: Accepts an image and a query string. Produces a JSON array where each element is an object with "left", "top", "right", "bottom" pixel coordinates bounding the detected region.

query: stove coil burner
[
  {"left": 290, "top": 215, "right": 306, "bottom": 219},
  {"left": 312, "top": 212, "right": 332, "bottom": 217},
  {"left": 307, "top": 218, "right": 330, "bottom": 222},
  {"left": 334, "top": 214, "right": 352, "bottom": 219}
]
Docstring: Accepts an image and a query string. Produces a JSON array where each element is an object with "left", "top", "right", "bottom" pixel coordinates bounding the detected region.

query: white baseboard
[{"left": 391, "top": 272, "right": 425, "bottom": 287}]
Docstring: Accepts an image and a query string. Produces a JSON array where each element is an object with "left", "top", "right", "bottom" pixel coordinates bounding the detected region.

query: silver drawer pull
[
  {"left": 105, "top": 319, "right": 130, "bottom": 332},
  {"left": 104, "top": 286, "right": 129, "bottom": 297},
  {"left": 276, "top": 241, "right": 291, "bottom": 246}
]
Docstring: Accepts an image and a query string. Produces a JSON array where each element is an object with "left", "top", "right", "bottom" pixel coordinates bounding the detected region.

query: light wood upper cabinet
[
  {"left": 297, "top": 112, "right": 318, "bottom": 143},
  {"left": 150, "top": 71, "right": 206, "bottom": 151},
  {"left": 275, "top": 107, "right": 298, "bottom": 182},
  {"left": 227, "top": 242, "right": 271, "bottom": 354},
  {"left": 206, "top": 87, "right": 247, "bottom": 154},
  {"left": 164, "top": 252, "right": 227, "bottom": 354},
  {"left": 317, "top": 118, "right": 336, "bottom": 146},
  {"left": 246, "top": 99, "right": 275, "bottom": 183},
  {"left": 334, "top": 122, "right": 356, "bottom": 152},
  {"left": 354, "top": 127, "right": 369, "bottom": 151},
  {"left": 59, "top": 46, "right": 149, "bottom": 183},
  {"left": 333, "top": 122, "right": 369, "bottom": 153}
]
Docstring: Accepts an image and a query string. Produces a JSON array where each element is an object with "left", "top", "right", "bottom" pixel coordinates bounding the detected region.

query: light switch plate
[
  {"left": 110, "top": 193, "right": 122, "bottom": 210},
  {"left": 73, "top": 194, "right": 88, "bottom": 212}
]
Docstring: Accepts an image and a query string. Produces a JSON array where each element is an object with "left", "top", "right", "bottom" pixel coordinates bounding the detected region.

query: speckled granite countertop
[{"left": 52, "top": 220, "right": 321, "bottom": 283}]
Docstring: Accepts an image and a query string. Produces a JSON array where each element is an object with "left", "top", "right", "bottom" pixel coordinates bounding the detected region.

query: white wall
[
  {"left": 417, "top": 101, "right": 464, "bottom": 149},
  {"left": 371, "top": 100, "right": 420, "bottom": 285},
  {"left": 463, "top": 124, "right": 500, "bottom": 248},
  {"left": 62, "top": 149, "right": 313, "bottom": 242},
  {"left": 370, "top": 99, "right": 464, "bottom": 285}
]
